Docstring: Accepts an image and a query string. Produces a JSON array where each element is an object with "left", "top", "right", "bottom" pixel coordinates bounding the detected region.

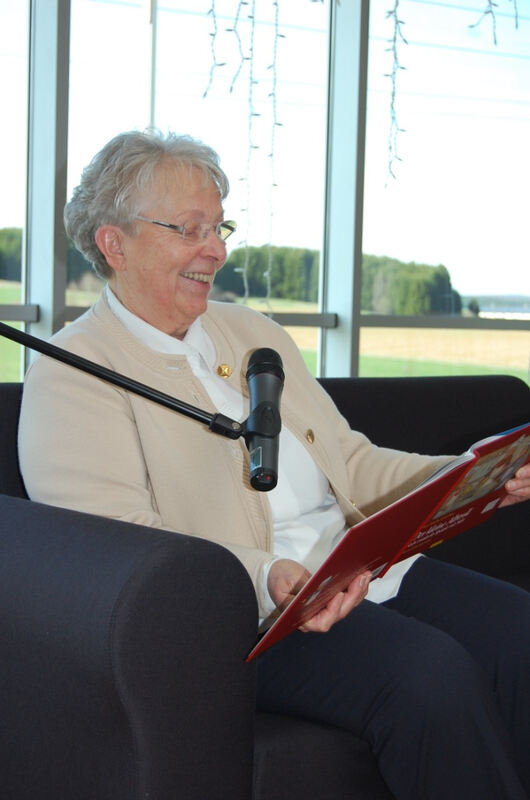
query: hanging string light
[
  {"left": 468, "top": 0, "right": 520, "bottom": 44},
  {"left": 264, "top": 0, "right": 283, "bottom": 309},
  {"left": 385, "top": 0, "right": 407, "bottom": 181},
  {"left": 203, "top": 0, "right": 285, "bottom": 305},
  {"left": 203, "top": 1, "right": 227, "bottom": 98},
  {"left": 385, "top": 0, "right": 520, "bottom": 179}
]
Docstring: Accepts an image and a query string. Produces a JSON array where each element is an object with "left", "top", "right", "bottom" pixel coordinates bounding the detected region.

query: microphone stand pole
[{"left": 0, "top": 320, "right": 244, "bottom": 441}]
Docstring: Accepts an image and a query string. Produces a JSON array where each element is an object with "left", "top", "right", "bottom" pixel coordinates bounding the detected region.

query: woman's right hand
[{"left": 267, "top": 558, "right": 371, "bottom": 634}]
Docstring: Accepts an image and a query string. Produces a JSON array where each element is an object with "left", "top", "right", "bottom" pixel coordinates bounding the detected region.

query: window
[
  {"left": 0, "top": 0, "right": 29, "bottom": 380},
  {"left": 66, "top": 0, "right": 153, "bottom": 306},
  {"left": 153, "top": 1, "right": 329, "bottom": 371},
  {"left": 3, "top": 1, "right": 528, "bottom": 384},
  {"left": 361, "top": 0, "right": 530, "bottom": 383}
]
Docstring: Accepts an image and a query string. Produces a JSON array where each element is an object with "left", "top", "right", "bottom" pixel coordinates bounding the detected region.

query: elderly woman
[{"left": 18, "top": 129, "right": 530, "bottom": 800}]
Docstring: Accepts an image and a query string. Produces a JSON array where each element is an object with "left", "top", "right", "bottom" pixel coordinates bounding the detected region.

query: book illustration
[{"left": 432, "top": 434, "right": 530, "bottom": 519}]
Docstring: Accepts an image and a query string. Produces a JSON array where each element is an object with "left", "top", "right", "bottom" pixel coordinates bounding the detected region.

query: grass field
[
  {"left": 1, "top": 282, "right": 529, "bottom": 385},
  {"left": 298, "top": 351, "right": 529, "bottom": 383}
]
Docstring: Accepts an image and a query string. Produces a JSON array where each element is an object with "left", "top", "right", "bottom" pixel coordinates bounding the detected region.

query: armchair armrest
[{"left": 0, "top": 495, "right": 257, "bottom": 800}]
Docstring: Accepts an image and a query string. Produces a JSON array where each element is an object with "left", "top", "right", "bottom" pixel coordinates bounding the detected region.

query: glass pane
[
  {"left": 359, "top": 327, "right": 530, "bottom": 385},
  {"left": 0, "top": 0, "right": 28, "bottom": 379},
  {"left": 0, "top": 321, "right": 23, "bottom": 382},
  {"left": 362, "top": 1, "right": 530, "bottom": 361},
  {"left": 67, "top": 0, "right": 152, "bottom": 305},
  {"left": 153, "top": 1, "right": 328, "bottom": 315},
  {"left": 283, "top": 325, "right": 319, "bottom": 376}
]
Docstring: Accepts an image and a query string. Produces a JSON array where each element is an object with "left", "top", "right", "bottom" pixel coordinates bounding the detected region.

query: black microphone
[{"left": 245, "top": 348, "right": 284, "bottom": 491}]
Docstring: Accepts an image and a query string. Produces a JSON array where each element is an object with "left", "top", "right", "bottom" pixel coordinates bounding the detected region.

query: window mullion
[
  {"left": 25, "top": 0, "right": 70, "bottom": 362},
  {"left": 320, "top": 0, "right": 369, "bottom": 377}
]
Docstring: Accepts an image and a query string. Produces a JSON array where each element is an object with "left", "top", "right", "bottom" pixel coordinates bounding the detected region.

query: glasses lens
[
  {"left": 219, "top": 221, "right": 236, "bottom": 241},
  {"left": 181, "top": 221, "right": 202, "bottom": 243},
  {"left": 179, "top": 220, "right": 236, "bottom": 243}
]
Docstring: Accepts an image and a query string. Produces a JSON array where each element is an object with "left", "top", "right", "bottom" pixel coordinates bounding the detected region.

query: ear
[{"left": 95, "top": 225, "right": 127, "bottom": 272}]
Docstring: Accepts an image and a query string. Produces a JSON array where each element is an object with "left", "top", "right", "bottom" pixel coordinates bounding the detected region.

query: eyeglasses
[{"left": 134, "top": 215, "right": 237, "bottom": 244}]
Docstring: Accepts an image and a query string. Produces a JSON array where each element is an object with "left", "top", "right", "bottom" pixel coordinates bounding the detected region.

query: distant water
[
  {"left": 479, "top": 311, "right": 530, "bottom": 321},
  {"left": 463, "top": 296, "right": 530, "bottom": 321}
]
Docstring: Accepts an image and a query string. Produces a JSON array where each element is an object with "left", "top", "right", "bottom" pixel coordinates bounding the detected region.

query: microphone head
[{"left": 246, "top": 348, "right": 284, "bottom": 382}]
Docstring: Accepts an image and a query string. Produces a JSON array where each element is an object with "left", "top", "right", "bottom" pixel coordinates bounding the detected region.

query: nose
[{"left": 201, "top": 226, "right": 227, "bottom": 260}]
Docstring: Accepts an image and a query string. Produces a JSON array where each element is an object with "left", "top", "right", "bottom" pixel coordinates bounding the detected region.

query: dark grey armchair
[{"left": 1, "top": 375, "right": 528, "bottom": 799}]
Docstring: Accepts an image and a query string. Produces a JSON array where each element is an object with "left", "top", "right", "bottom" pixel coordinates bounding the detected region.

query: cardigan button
[
  {"left": 305, "top": 429, "right": 315, "bottom": 444},
  {"left": 217, "top": 363, "right": 232, "bottom": 378}
]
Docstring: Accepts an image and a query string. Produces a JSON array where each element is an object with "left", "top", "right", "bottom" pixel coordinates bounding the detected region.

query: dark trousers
[{"left": 256, "top": 558, "right": 530, "bottom": 800}]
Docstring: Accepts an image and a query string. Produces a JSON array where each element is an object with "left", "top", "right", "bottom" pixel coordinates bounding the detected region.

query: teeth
[{"left": 182, "top": 272, "right": 213, "bottom": 284}]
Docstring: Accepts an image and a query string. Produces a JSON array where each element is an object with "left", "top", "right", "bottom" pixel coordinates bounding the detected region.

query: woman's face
[{"left": 103, "top": 164, "right": 228, "bottom": 338}]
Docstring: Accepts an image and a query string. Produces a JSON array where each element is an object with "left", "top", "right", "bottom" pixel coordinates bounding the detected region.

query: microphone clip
[{"left": 243, "top": 401, "right": 282, "bottom": 442}]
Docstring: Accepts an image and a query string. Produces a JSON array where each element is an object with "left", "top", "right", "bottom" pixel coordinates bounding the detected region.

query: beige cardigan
[{"left": 18, "top": 293, "right": 443, "bottom": 617}]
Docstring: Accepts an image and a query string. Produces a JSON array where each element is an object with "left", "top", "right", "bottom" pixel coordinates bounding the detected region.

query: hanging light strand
[
  {"left": 264, "top": 0, "right": 284, "bottom": 308},
  {"left": 385, "top": 0, "right": 407, "bottom": 180},
  {"left": 240, "top": 0, "right": 258, "bottom": 302},
  {"left": 469, "top": 0, "right": 519, "bottom": 44},
  {"left": 203, "top": 1, "right": 227, "bottom": 98},
  {"left": 202, "top": 1, "right": 286, "bottom": 303},
  {"left": 228, "top": 0, "right": 247, "bottom": 93}
]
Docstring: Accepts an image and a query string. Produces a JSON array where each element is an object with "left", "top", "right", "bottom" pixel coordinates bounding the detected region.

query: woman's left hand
[{"left": 500, "top": 464, "right": 530, "bottom": 507}]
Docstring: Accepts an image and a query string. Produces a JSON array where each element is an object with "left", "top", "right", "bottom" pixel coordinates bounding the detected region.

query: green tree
[
  {"left": 0, "top": 228, "right": 22, "bottom": 281},
  {"left": 0, "top": 228, "right": 93, "bottom": 285},
  {"left": 395, "top": 271, "right": 431, "bottom": 314},
  {"left": 361, "top": 254, "right": 462, "bottom": 316},
  {"left": 218, "top": 245, "right": 319, "bottom": 301},
  {"left": 67, "top": 238, "right": 92, "bottom": 283},
  {"left": 467, "top": 298, "right": 480, "bottom": 316}
]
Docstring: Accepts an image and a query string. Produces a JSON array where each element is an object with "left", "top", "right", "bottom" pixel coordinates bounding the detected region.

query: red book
[{"left": 247, "top": 422, "right": 530, "bottom": 661}]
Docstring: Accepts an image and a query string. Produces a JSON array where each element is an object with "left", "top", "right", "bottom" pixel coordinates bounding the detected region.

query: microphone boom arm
[{"left": 0, "top": 320, "right": 244, "bottom": 440}]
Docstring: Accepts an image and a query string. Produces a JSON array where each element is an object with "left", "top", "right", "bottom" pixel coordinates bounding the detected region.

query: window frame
[{"left": 1, "top": 0, "right": 527, "bottom": 380}]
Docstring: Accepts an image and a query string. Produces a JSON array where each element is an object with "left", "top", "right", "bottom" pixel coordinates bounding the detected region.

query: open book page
[
  {"left": 247, "top": 422, "right": 530, "bottom": 661},
  {"left": 396, "top": 424, "right": 530, "bottom": 561},
  {"left": 415, "top": 425, "right": 530, "bottom": 488}
]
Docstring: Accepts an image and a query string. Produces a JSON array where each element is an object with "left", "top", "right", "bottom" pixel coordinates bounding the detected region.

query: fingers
[
  {"left": 268, "top": 558, "right": 312, "bottom": 609},
  {"left": 338, "top": 570, "right": 371, "bottom": 618},
  {"left": 299, "top": 570, "right": 371, "bottom": 634},
  {"left": 501, "top": 464, "right": 530, "bottom": 507}
]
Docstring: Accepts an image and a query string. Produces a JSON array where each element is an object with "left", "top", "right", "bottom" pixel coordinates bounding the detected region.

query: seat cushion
[{"left": 253, "top": 713, "right": 394, "bottom": 800}]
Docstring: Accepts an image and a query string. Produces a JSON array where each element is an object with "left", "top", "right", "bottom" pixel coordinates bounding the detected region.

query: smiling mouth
[{"left": 181, "top": 271, "right": 214, "bottom": 284}]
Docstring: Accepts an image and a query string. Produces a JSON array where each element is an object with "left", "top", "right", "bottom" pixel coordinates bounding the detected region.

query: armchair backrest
[
  {"left": 318, "top": 374, "right": 530, "bottom": 455},
  {"left": 0, "top": 382, "right": 28, "bottom": 498}
]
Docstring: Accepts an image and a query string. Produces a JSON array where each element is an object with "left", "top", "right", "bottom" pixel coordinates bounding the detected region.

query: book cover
[{"left": 247, "top": 422, "right": 530, "bottom": 661}]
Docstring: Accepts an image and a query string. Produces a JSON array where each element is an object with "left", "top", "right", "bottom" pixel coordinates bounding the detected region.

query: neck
[{"left": 106, "top": 283, "right": 190, "bottom": 340}]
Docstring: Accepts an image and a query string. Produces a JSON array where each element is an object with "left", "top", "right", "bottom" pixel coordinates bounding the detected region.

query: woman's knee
[{"left": 371, "top": 626, "right": 491, "bottom": 730}]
